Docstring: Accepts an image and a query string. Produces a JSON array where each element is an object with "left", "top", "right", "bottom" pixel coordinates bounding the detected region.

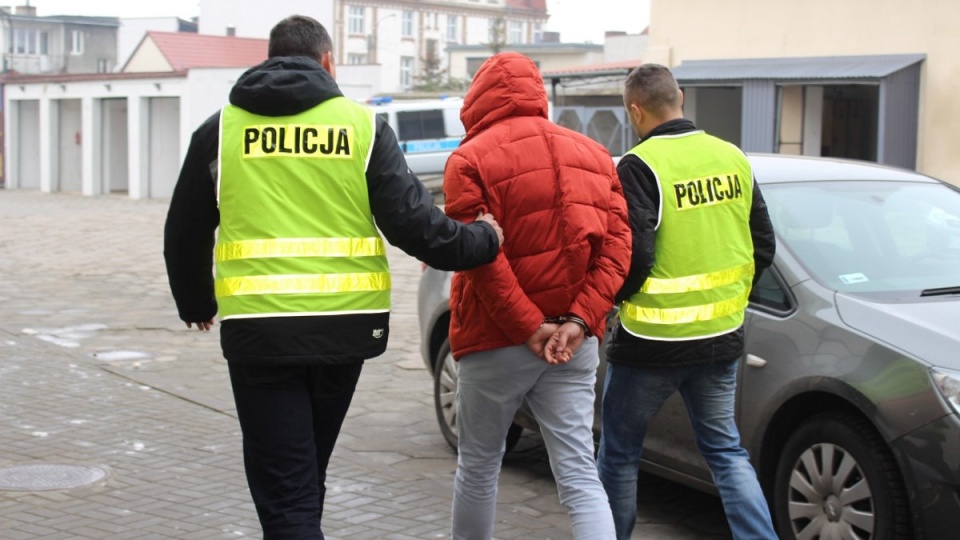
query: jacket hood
[
  {"left": 460, "top": 52, "right": 549, "bottom": 139},
  {"left": 229, "top": 56, "right": 342, "bottom": 117}
]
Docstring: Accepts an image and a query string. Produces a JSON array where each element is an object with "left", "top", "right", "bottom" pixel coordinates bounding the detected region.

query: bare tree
[
  {"left": 414, "top": 38, "right": 469, "bottom": 92},
  {"left": 486, "top": 17, "right": 507, "bottom": 54}
]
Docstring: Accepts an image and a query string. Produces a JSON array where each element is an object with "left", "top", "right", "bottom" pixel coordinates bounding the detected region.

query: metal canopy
[{"left": 672, "top": 54, "right": 926, "bottom": 82}]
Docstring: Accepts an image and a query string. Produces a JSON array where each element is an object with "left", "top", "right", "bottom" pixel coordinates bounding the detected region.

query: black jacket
[
  {"left": 605, "top": 119, "right": 777, "bottom": 368},
  {"left": 163, "top": 57, "right": 499, "bottom": 366}
]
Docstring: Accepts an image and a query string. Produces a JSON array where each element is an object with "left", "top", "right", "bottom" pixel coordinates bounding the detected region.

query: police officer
[
  {"left": 595, "top": 64, "right": 778, "bottom": 539},
  {"left": 164, "top": 15, "right": 502, "bottom": 539}
]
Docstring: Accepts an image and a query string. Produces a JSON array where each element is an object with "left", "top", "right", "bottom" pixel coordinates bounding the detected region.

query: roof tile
[
  {"left": 506, "top": 0, "right": 548, "bottom": 12},
  {"left": 146, "top": 31, "right": 268, "bottom": 71}
]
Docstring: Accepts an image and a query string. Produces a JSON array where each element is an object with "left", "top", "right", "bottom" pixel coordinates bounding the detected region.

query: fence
[{"left": 554, "top": 106, "right": 633, "bottom": 157}]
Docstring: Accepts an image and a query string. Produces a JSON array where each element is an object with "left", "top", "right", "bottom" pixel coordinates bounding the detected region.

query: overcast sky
[{"left": 29, "top": 0, "right": 649, "bottom": 43}]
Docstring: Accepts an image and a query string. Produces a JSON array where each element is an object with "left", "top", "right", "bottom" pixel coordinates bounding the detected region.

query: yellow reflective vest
[
  {"left": 620, "top": 131, "right": 755, "bottom": 340},
  {"left": 214, "top": 98, "right": 390, "bottom": 320}
]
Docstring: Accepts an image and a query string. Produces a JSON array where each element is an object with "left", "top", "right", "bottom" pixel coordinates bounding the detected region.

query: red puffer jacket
[{"left": 444, "top": 52, "right": 632, "bottom": 360}]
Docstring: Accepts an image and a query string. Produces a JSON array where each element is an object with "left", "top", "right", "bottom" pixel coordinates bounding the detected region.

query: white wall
[
  {"left": 337, "top": 64, "right": 383, "bottom": 101},
  {"left": 185, "top": 68, "right": 245, "bottom": 130},
  {"left": 200, "top": 0, "right": 335, "bottom": 38},
  {"left": 604, "top": 33, "right": 648, "bottom": 63},
  {"left": 118, "top": 17, "right": 182, "bottom": 69},
  {"left": 123, "top": 37, "right": 172, "bottom": 73},
  {"left": 4, "top": 75, "right": 187, "bottom": 198},
  {"left": 464, "top": 17, "right": 490, "bottom": 48}
]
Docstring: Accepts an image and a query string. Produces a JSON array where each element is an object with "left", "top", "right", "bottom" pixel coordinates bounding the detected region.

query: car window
[
  {"left": 396, "top": 110, "right": 423, "bottom": 140},
  {"left": 749, "top": 266, "right": 794, "bottom": 315},
  {"left": 762, "top": 180, "right": 960, "bottom": 299},
  {"left": 396, "top": 109, "right": 447, "bottom": 141}
]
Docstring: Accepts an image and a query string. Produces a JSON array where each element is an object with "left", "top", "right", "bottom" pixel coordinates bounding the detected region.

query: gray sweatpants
[{"left": 452, "top": 338, "right": 616, "bottom": 540}]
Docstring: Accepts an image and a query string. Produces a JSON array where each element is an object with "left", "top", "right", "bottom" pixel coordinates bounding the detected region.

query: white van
[{"left": 366, "top": 97, "right": 465, "bottom": 176}]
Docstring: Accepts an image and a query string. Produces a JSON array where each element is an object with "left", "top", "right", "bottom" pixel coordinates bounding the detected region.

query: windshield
[{"left": 762, "top": 180, "right": 960, "bottom": 298}]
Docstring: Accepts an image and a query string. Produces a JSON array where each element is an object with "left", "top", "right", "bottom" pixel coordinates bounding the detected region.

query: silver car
[{"left": 417, "top": 154, "right": 960, "bottom": 539}]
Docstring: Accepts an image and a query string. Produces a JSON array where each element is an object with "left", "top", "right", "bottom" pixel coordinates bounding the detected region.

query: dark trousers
[{"left": 228, "top": 361, "right": 364, "bottom": 540}]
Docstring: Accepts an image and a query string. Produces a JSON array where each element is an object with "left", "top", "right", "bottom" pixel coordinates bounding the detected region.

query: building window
[
  {"left": 446, "top": 15, "right": 458, "bottom": 42},
  {"left": 97, "top": 58, "right": 110, "bottom": 73},
  {"left": 348, "top": 53, "right": 368, "bottom": 65},
  {"left": 14, "top": 29, "right": 25, "bottom": 54},
  {"left": 348, "top": 6, "right": 365, "bottom": 34},
  {"left": 400, "top": 56, "right": 414, "bottom": 88},
  {"left": 402, "top": 10, "right": 414, "bottom": 37},
  {"left": 534, "top": 23, "right": 542, "bottom": 43},
  {"left": 12, "top": 29, "right": 49, "bottom": 56},
  {"left": 467, "top": 57, "right": 487, "bottom": 78},
  {"left": 508, "top": 21, "right": 522, "bottom": 44},
  {"left": 70, "top": 30, "right": 84, "bottom": 55}
]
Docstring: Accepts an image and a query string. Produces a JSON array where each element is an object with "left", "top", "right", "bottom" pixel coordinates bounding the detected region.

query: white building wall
[
  {"left": 464, "top": 17, "right": 490, "bottom": 48},
  {"left": 448, "top": 48, "right": 606, "bottom": 84},
  {"left": 200, "top": 0, "right": 335, "bottom": 38},
  {"left": 337, "top": 65, "right": 382, "bottom": 101},
  {"left": 2, "top": 64, "right": 394, "bottom": 198},
  {"left": 536, "top": 51, "right": 605, "bottom": 72},
  {"left": 4, "top": 76, "right": 188, "bottom": 199},
  {"left": 332, "top": 2, "right": 540, "bottom": 95},
  {"left": 603, "top": 34, "right": 648, "bottom": 63},
  {"left": 81, "top": 95, "right": 100, "bottom": 196},
  {"left": 122, "top": 36, "right": 173, "bottom": 73},
  {"left": 185, "top": 68, "right": 246, "bottom": 130},
  {"left": 118, "top": 18, "right": 182, "bottom": 69},
  {"left": 343, "top": 34, "right": 369, "bottom": 62}
]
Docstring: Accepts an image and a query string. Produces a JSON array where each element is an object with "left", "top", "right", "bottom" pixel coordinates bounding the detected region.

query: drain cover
[{"left": 0, "top": 464, "right": 108, "bottom": 491}]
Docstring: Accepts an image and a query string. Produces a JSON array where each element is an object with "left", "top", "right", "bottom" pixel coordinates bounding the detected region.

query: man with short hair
[
  {"left": 596, "top": 63, "right": 778, "bottom": 540},
  {"left": 164, "top": 15, "right": 502, "bottom": 539}
]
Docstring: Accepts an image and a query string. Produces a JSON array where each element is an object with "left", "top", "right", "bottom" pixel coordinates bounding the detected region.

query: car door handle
[{"left": 745, "top": 354, "right": 768, "bottom": 368}]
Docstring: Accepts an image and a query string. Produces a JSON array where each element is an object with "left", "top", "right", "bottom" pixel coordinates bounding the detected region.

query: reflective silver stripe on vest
[
  {"left": 215, "top": 237, "right": 386, "bottom": 262},
  {"left": 215, "top": 272, "right": 391, "bottom": 297},
  {"left": 639, "top": 261, "right": 754, "bottom": 294}
]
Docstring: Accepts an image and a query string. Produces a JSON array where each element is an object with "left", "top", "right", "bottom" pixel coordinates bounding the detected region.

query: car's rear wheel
[
  {"left": 773, "top": 413, "right": 912, "bottom": 540},
  {"left": 432, "top": 338, "right": 523, "bottom": 453}
]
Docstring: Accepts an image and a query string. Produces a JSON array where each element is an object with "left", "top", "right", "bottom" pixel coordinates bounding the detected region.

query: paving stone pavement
[{"left": 0, "top": 190, "right": 731, "bottom": 539}]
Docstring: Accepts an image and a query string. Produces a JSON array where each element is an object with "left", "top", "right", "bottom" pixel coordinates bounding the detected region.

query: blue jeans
[
  {"left": 453, "top": 339, "right": 615, "bottom": 540},
  {"left": 228, "top": 361, "right": 363, "bottom": 540},
  {"left": 596, "top": 360, "right": 777, "bottom": 540}
]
